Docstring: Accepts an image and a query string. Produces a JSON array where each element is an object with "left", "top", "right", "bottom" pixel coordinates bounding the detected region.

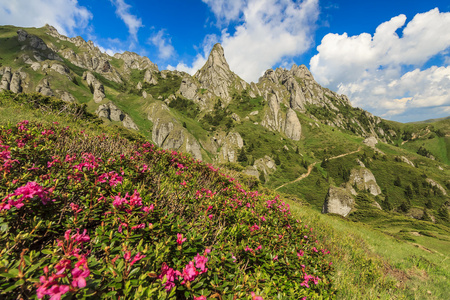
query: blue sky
[{"left": 1, "top": 0, "right": 450, "bottom": 122}]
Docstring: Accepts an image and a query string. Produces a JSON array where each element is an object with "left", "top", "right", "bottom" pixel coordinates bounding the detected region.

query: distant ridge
[{"left": 409, "top": 116, "right": 450, "bottom": 124}]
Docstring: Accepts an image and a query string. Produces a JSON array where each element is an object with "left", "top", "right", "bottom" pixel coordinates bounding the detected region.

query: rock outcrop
[
  {"left": 83, "top": 71, "right": 105, "bottom": 103},
  {"left": 95, "top": 102, "right": 139, "bottom": 131},
  {"left": 17, "top": 29, "right": 62, "bottom": 61},
  {"left": 348, "top": 168, "right": 382, "bottom": 196},
  {"left": 426, "top": 178, "right": 447, "bottom": 196},
  {"left": 0, "top": 67, "right": 23, "bottom": 93},
  {"left": 194, "top": 44, "right": 247, "bottom": 104},
  {"left": 261, "top": 97, "right": 302, "bottom": 140},
  {"left": 322, "top": 186, "right": 355, "bottom": 217},
  {"left": 147, "top": 102, "right": 202, "bottom": 160},
  {"left": 218, "top": 132, "right": 244, "bottom": 163},
  {"left": 36, "top": 78, "right": 53, "bottom": 96}
]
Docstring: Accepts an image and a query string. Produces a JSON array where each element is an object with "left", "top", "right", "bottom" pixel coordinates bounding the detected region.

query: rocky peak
[
  {"left": 194, "top": 43, "right": 247, "bottom": 104},
  {"left": 114, "top": 51, "right": 159, "bottom": 72}
]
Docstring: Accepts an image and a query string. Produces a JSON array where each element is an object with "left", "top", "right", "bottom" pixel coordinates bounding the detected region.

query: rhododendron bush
[{"left": 0, "top": 121, "right": 335, "bottom": 299}]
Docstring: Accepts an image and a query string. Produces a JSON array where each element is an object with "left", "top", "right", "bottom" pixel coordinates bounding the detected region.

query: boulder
[
  {"left": 348, "top": 167, "right": 381, "bottom": 196},
  {"left": 400, "top": 156, "right": 415, "bottom": 167},
  {"left": 36, "top": 78, "right": 53, "bottom": 96},
  {"left": 322, "top": 186, "right": 355, "bottom": 217},
  {"left": 426, "top": 178, "right": 447, "bottom": 196},
  {"left": 144, "top": 70, "right": 158, "bottom": 85},
  {"left": 363, "top": 136, "right": 378, "bottom": 148},
  {"left": 283, "top": 108, "right": 301, "bottom": 141}
]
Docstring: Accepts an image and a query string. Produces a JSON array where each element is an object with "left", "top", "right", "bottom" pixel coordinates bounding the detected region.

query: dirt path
[{"left": 274, "top": 147, "right": 361, "bottom": 191}]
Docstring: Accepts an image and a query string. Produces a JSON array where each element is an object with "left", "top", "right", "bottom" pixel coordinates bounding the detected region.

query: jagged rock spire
[{"left": 194, "top": 43, "right": 247, "bottom": 104}]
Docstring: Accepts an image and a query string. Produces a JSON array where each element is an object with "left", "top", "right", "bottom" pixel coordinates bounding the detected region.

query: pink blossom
[
  {"left": 177, "top": 233, "right": 187, "bottom": 245},
  {"left": 180, "top": 181, "right": 187, "bottom": 186},
  {"left": 142, "top": 204, "right": 154, "bottom": 212},
  {"left": 297, "top": 250, "right": 304, "bottom": 258},
  {"left": 181, "top": 261, "right": 198, "bottom": 284},
  {"left": 208, "top": 214, "right": 213, "bottom": 220},
  {"left": 273, "top": 256, "right": 278, "bottom": 261},
  {"left": 312, "top": 247, "right": 318, "bottom": 253},
  {"left": 194, "top": 254, "right": 208, "bottom": 273},
  {"left": 194, "top": 296, "right": 207, "bottom": 300},
  {"left": 158, "top": 263, "right": 181, "bottom": 291},
  {"left": 131, "top": 223, "right": 146, "bottom": 230},
  {"left": 130, "top": 253, "right": 146, "bottom": 267},
  {"left": 251, "top": 292, "right": 264, "bottom": 300}
]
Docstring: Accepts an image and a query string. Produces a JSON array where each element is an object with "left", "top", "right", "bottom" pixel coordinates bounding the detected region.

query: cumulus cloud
[
  {"left": 148, "top": 30, "right": 175, "bottom": 60},
  {"left": 0, "top": 0, "right": 92, "bottom": 36},
  {"left": 110, "top": 0, "right": 143, "bottom": 41},
  {"left": 201, "top": 0, "right": 246, "bottom": 25},
  {"left": 180, "top": 0, "right": 319, "bottom": 82},
  {"left": 310, "top": 8, "right": 450, "bottom": 121}
]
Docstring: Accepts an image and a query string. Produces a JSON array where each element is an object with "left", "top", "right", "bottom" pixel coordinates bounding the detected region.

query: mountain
[
  {"left": 1, "top": 24, "right": 450, "bottom": 299},
  {"left": 1, "top": 24, "right": 449, "bottom": 212}
]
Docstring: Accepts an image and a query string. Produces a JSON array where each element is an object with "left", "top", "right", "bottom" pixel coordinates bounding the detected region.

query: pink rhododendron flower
[
  {"left": 194, "top": 296, "right": 207, "bottom": 300},
  {"left": 297, "top": 250, "right": 304, "bottom": 257},
  {"left": 251, "top": 292, "right": 264, "bottom": 300},
  {"left": 194, "top": 254, "right": 208, "bottom": 273},
  {"left": 130, "top": 253, "right": 146, "bottom": 267},
  {"left": 177, "top": 233, "right": 187, "bottom": 245},
  {"left": 158, "top": 263, "right": 181, "bottom": 291},
  {"left": 181, "top": 261, "right": 198, "bottom": 284}
]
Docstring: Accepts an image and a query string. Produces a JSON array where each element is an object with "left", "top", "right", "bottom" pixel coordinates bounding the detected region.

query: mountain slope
[{"left": 0, "top": 24, "right": 449, "bottom": 231}]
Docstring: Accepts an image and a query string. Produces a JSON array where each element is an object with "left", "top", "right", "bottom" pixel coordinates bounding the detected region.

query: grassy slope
[{"left": 1, "top": 92, "right": 449, "bottom": 299}]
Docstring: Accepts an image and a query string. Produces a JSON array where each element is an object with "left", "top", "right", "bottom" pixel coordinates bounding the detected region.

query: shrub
[{"left": 0, "top": 120, "right": 335, "bottom": 299}]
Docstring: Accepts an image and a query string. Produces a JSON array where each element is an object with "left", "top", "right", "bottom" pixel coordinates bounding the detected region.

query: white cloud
[
  {"left": 110, "top": 0, "right": 143, "bottom": 41},
  {"left": 311, "top": 8, "right": 450, "bottom": 121},
  {"left": 201, "top": 0, "right": 246, "bottom": 25},
  {"left": 181, "top": 0, "right": 319, "bottom": 82},
  {"left": 148, "top": 30, "right": 175, "bottom": 60},
  {"left": 0, "top": 0, "right": 92, "bottom": 36}
]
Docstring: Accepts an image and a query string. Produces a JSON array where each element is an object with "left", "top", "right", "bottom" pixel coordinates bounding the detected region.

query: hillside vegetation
[{"left": 0, "top": 92, "right": 449, "bottom": 300}]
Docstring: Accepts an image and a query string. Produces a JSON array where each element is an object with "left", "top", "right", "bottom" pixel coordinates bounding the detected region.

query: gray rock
[
  {"left": 322, "top": 186, "right": 355, "bottom": 217},
  {"left": 59, "top": 91, "right": 76, "bottom": 103},
  {"left": 144, "top": 70, "right": 158, "bottom": 85},
  {"left": 219, "top": 131, "right": 244, "bottom": 163},
  {"left": 348, "top": 168, "right": 381, "bottom": 196},
  {"left": 136, "top": 81, "right": 143, "bottom": 90},
  {"left": 186, "top": 136, "right": 202, "bottom": 160},
  {"left": 51, "top": 64, "right": 69, "bottom": 75},
  {"left": 426, "top": 178, "right": 447, "bottom": 196},
  {"left": 231, "top": 113, "right": 241, "bottom": 122},
  {"left": 194, "top": 43, "right": 247, "bottom": 104},
  {"left": 284, "top": 108, "right": 301, "bottom": 141},
  {"left": 83, "top": 71, "right": 105, "bottom": 103},
  {"left": 123, "top": 115, "right": 139, "bottom": 131},
  {"left": 36, "top": 78, "right": 53, "bottom": 96},
  {"left": 363, "top": 136, "right": 378, "bottom": 148},
  {"left": 0, "top": 67, "right": 12, "bottom": 91},
  {"left": 400, "top": 156, "right": 415, "bottom": 167}
]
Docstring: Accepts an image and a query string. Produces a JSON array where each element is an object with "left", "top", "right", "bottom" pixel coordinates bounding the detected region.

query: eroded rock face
[
  {"left": 148, "top": 102, "right": 202, "bottom": 160},
  {"left": 83, "top": 71, "right": 105, "bottom": 103},
  {"left": 218, "top": 132, "right": 244, "bottom": 163},
  {"left": 36, "top": 78, "right": 53, "bottom": 96},
  {"left": 426, "top": 178, "right": 447, "bottom": 196},
  {"left": 17, "top": 29, "right": 62, "bottom": 61},
  {"left": 322, "top": 186, "right": 355, "bottom": 217},
  {"left": 363, "top": 136, "right": 378, "bottom": 148},
  {"left": 144, "top": 69, "right": 158, "bottom": 85},
  {"left": 284, "top": 109, "right": 301, "bottom": 141},
  {"left": 261, "top": 98, "right": 302, "bottom": 141},
  {"left": 114, "top": 51, "right": 158, "bottom": 72},
  {"left": 194, "top": 43, "right": 247, "bottom": 104},
  {"left": 348, "top": 168, "right": 381, "bottom": 196},
  {"left": 96, "top": 102, "right": 139, "bottom": 131}
]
